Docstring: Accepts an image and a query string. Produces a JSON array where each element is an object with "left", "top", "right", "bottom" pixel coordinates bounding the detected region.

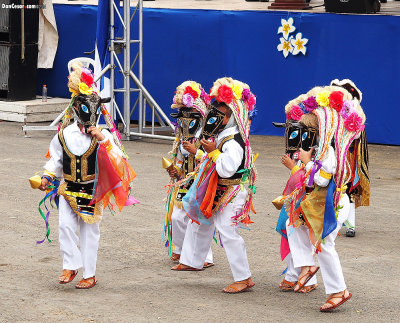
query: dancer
[
  {"left": 38, "top": 64, "right": 137, "bottom": 289},
  {"left": 275, "top": 83, "right": 366, "bottom": 311},
  {"left": 330, "top": 79, "right": 370, "bottom": 237},
  {"left": 172, "top": 77, "right": 257, "bottom": 294},
  {"left": 273, "top": 114, "right": 319, "bottom": 293},
  {"left": 164, "top": 80, "right": 213, "bottom": 266}
]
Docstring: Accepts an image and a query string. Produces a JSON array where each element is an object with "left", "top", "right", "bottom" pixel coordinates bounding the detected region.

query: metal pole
[
  {"left": 123, "top": 0, "right": 131, "bottom": 139},
  {"left": 138, "top": 0, "right": 144, "bottom": 134},
  {"left": 110, "top": 0, "right": 115, "bottom": 119}
]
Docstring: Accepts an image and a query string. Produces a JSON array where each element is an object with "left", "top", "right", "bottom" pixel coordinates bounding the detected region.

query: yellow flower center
[
  {"left": 283, "top": 24, "right": 290, "bottom": 34},
  {"left": 295, "top": 39, "right": 303, "bottom": 49},
  {"left": 283, "top": 41, "right": 291, "bottom": 51}
]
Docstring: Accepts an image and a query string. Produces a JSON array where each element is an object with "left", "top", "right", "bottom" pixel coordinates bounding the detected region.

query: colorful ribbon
[
  {"left": 308, "top": 160, "right": 323, "bottom": 186},
  {"left": 36, "top": 180, "right": 59, "bottom": 244}
]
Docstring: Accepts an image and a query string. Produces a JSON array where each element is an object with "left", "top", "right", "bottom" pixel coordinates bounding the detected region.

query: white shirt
[
  {"left": 44, "top": 121, "right": 122, "bottom": 179},
  {"left": 305, "top": 145, "right": 336, "bottom": 187},
  {"left": 214, "top": 126, "right": 244, "bottom": 179}
]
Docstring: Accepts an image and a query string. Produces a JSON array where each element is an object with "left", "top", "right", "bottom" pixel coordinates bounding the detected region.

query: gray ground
[{"left": 0, "top": 120, "right": 399, "bottom": 322}]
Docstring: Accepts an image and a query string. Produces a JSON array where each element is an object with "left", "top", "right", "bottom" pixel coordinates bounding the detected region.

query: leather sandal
[
  {"left": 171, "top": 263, "right": 203, "bottom": 271},
  {"left": 75, "top": 276, "right": 97, "bottom": 289},
  {"left": 203, "top": 262, "right": 214, "bottom": 269},
  {"left": 298, "top": 283, "right": 318, "bottom": 293},
  {"left": 279, "top": 279, "right": 296, "bottom": 291},
  {"left": 170, "top": 253, "right": 180, "bottom": 262},
  {"left": 320, "top": 291, "right": 352, "bottom": 312},
  {"left": 222, "top": 278, "right": 255, "bottom": 294},
  {"left": 294, "top": 266, "right": 319, "bottom": 292},
  {"left": 58, "top": 269, "right": 78, "bottom": 284}
]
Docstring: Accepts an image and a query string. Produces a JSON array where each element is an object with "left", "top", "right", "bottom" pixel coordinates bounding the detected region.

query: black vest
[{"left": 58, "top": 129, "right": 98, "bottom": 183}]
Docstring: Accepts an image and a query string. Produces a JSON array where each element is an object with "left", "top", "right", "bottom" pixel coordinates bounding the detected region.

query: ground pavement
[{"left": 0, "top": 120, "right": 399, "bottom": 322}]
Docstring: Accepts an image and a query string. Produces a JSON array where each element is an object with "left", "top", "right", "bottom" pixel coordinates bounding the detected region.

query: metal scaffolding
[
  {"left": 107, "top": 0, "right": 174, "bottom": 140},
  {"left": 23, "top": 0, "right": 175, "bottom": 141}
]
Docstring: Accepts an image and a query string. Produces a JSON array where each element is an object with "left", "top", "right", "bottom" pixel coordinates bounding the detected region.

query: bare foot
[
  {"left": 222, "top": 277, "right": 255, "bottom": 294},
  {"left": 320, "top": 290, "right": 352, "bottom": 312},
  {"left": 58, "top": 269, "right": 78, "bottom": 284},
  {"left": 294, "top": 266, "right": 319, "bottom": 292}
]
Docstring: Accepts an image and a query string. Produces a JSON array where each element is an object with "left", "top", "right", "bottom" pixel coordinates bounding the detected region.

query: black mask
[
  {"left": 201, "top": 106, "right": 225, "bottom": 140},
  {"left": 73, "top": 94, "right": 111, "bottom": 133},
  {"left": 285, "top": 121, "right": 317, "bottom": 159},
  {"left": 171, "top": 108, "right": 202, "bottom": 141}
]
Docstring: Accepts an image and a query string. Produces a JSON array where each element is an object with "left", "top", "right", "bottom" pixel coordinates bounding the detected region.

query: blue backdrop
[{"left": 38, "top": 5, "right": 400, "bottom": 145}]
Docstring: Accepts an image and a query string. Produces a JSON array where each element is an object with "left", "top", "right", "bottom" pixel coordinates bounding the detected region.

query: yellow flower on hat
[
  {"left": 78, "top": 82, "right": 93, "bottom": 95},
  {"left": 69, "top": 87, "right": 79, "bottom": 98},
  {"left": 316, "top": 90, "right": 331, "bottom": 107},
  {"left": 232, "top": 81, "right": 243, "bottom": 100},
  {"left": 191, "top": 82, "right": 201, "bottom": 97}
]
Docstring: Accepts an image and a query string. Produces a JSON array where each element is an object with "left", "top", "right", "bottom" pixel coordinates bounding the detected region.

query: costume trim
[
  {"left": 291, "top": 165, "right": 301, "bottom": 175},
  {"left": 58, "top": 181, "right": 103, "bottom": 224},
  {"left": 208, "top": 149, "right": 221, "bottom": 163},
  {"left": 58, "top": 129, "right": 98, "bottom": 182},
  {"left": 319, "top": 170, "right": 333, "bottom": 180},
  {"left": 217, "top": 178, "right": 242, "bottom": 186}
]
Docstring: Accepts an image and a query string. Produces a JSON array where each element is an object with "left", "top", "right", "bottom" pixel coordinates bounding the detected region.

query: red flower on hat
[
  {"left": 217, "top": 85, "right": 234, "bottom": 104},
  {"left": 329, "top": 91, "right": 344, "bottom": 112},
  {"left": 184, "top": 86, "right": 199, "bottom": 100},
  {"left": 289, "top": 105, "right": 304, "bottom": 121},
  {"left": 81, "top": 72, "right": 94, "bottom": 87}
]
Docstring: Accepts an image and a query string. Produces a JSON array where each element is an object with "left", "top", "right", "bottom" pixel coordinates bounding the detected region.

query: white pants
[
  {"left": 284, "top": 252, "right": 317, "bottom": 286},
  {"left": 347, "top": 202, "right": 356, "bottom": 228},
  {"left": 171, "top": 205, "right": 213, "bottom": 263},
  {"left": 180, "top": 189, "right": 251, "bottom": 282},
  {"left": 58, "top": 196, "right": 100, "bottom": 279},
  {"left": 287, "top": 194, "right": 350, "bottom": 294}
]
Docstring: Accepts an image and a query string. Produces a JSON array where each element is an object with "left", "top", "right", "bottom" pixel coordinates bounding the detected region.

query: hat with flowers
[
  {"left": 171, "top": 80, "right": 210, "bottom": 117},
  {"left": 284, "top": 82, "right": 366, "bottom": 208},
  {"left": 209, "top": 77, "right": 257, "bottom": 224}
]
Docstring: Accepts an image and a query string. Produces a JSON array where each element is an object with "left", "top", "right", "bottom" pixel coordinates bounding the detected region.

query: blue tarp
[{"left": 38, "top": 5, "right": 400, "bottom": 145}]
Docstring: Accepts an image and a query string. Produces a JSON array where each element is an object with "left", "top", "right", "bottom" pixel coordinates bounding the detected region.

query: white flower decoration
[
  {"left": 277, "top": 37, "right": 293, "bottom": 58},
  {"left": 291, "top": 33, "right": 308, "bottom": 56},
  {"left": 277, "top": 18, "right": 296, "bottom": 40}
]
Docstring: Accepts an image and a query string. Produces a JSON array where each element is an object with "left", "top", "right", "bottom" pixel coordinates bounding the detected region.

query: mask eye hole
[
  {"left": 207, "top": 117, "right": 217, "bottom": 125},
  {"left": 81, "top": 105, "right": 89, "bottom": 113},
  {"left": 289, "top": 130, "right": 298, "bottom": 139},
  {"left": 189, "top": 120, "right": 196, "bottom": 128},
  {"left": 302, "top": 132, "right": 308, "bottom": 141}
]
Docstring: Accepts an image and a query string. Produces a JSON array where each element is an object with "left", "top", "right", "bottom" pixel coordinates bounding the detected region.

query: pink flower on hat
[
  {"left": 182, "top": 93, "right": 194, "bottom": 107},
  {"left": 344, "top": 112, "right": 363, "bottom": 132},
  {"left": 289, "top": 105, "right": 304, "bottom": 121}
]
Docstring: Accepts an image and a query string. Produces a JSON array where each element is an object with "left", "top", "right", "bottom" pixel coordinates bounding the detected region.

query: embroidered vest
[{"left": 58, "top": 129, "right": 98, "bottom": 183}]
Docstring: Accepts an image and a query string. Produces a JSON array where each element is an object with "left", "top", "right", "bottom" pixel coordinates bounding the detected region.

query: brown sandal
[
  {"left": 294, "top": 266, "right": 319, "bottom": 292},
  {"left": 58, "top": 269, "right": 78, "bottom": 284},
  {"left": 279, "top": 279, "right": 296, "bottom": 291},
  {"left": 170, "top": 253, "right": 180, "bottom": 262},
  {"left": 203, "top": 262, "right": 214, "bottom": 269},
  {"left": 320, "top": 291, "right": 352, "bottom": 312},
  {"left": 222, "top": 278, "right": 255, "bottom": 294},
  {"left": 171, "top": 263, "right": 203, "bottom": 271},
  {"left": 75, "top": 276, "right": 97, "bottom": 289},
  {"left": 298, "top": 283, "right": 318, "bottom": 293}
]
